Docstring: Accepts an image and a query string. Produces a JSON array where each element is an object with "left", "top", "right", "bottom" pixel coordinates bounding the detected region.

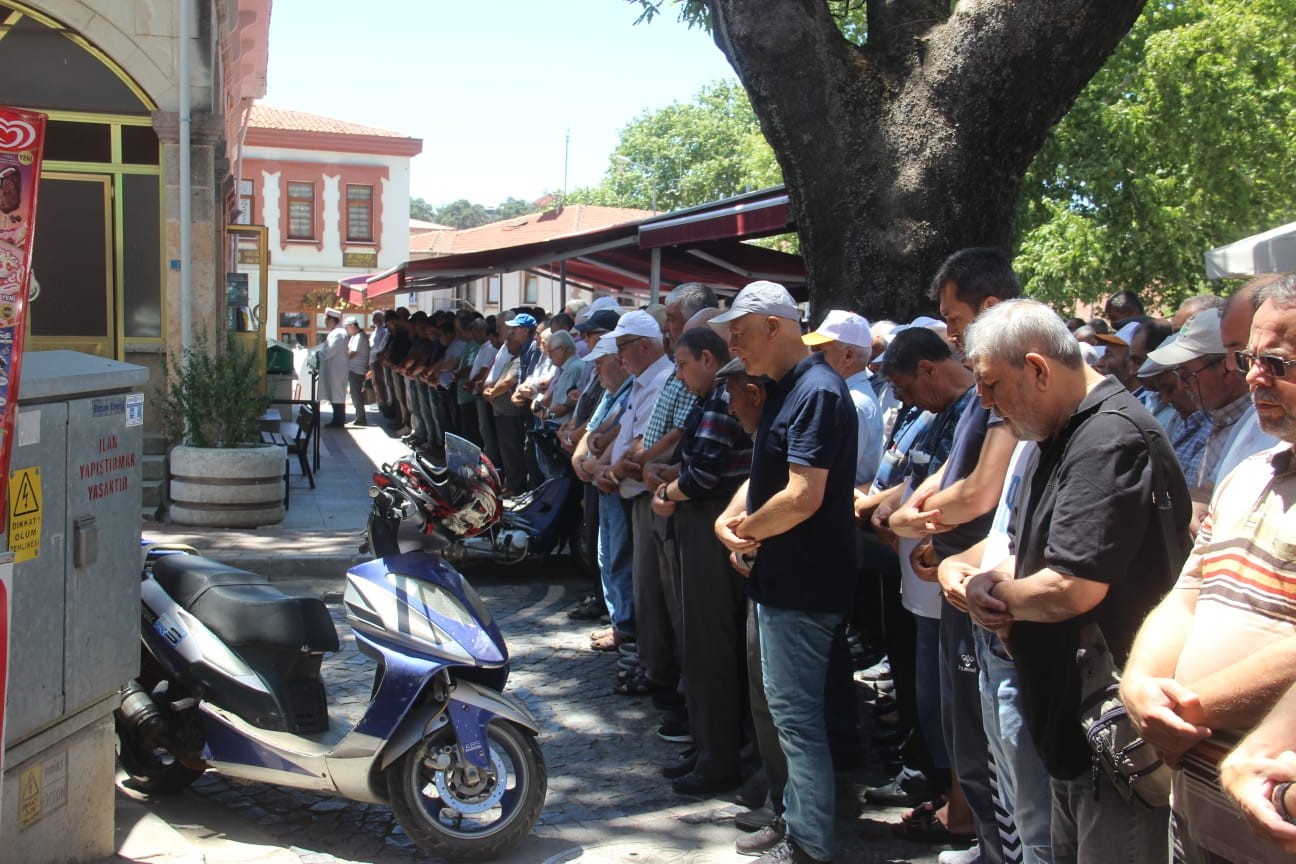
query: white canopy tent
[{"left": 1205, "top": 220, "right": 1296, "bottom": 279}]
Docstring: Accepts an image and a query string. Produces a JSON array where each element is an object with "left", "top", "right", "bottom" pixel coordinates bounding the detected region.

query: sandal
[
  {"left": 613, "top": 667, "right": 668, "bottom": 696},
  {"left": 568, "top": 595, "right": 605, "bottom": 620},
  {"left": 590, "top": 630, "right": 630, "bottom": 652},
  {"left": 892, "top": 802, "right": 973, "bottom": 845}
]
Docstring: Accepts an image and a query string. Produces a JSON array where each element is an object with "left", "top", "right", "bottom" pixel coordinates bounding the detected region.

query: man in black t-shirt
[{"left": 960, "top": 299, "right": 1190, "bottom": 864}]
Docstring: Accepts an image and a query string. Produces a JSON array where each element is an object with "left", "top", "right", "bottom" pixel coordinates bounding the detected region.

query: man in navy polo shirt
[{"left": 712, "top": 282, "right": 857, "bottom": 864}]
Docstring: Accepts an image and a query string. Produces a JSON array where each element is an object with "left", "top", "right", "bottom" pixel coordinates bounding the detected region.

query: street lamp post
[{"left": 612, "top": 155, "right": 657, "bottom": 214}]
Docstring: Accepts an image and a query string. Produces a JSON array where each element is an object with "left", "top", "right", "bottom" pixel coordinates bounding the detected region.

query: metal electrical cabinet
[{"left": 1, "top": 351, "right": 147, "bottom": 862}]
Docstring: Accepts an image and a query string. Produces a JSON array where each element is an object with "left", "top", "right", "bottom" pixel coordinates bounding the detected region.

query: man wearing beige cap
[
  {"left": 803, "top": 310, "right": 884, "bottom": 485},
  {"left": 1147, "top": 307, "right": 1256, "bottom": 489},
  {"left": 712, "top": 280, "right": 856, "bottom": 864}
]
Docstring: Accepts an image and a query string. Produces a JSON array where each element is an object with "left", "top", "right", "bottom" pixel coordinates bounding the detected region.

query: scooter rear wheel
[
  {"left": 386, "top": 719, "right": 546, "bottom": 861},
  {"left": 113, "top": 710, "right": 203, "bottom": 795}
]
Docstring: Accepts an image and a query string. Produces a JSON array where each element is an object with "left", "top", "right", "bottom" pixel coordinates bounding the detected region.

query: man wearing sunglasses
[{"left": 1120, "top": 275, "right": 1296, "bottom": 864}]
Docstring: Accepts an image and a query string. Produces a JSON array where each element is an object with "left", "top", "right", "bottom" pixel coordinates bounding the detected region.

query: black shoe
[
  {"left": 657, "top": 721, "right": 693, "bottom": 744},
  {"left": 734, "top": 803, "right": 778, "bottom": 832},
  {"left": 737, "top": 817, "right": 785, "bottom": 856},
  {"left": 661, "top": 748, "right": 698, "bottom": 779},
  {"left": 864, "top": 774, "right": 939, "bottom": 807},
  {"left": 671, "top": 770, "right": 740, "bottom": 796}
]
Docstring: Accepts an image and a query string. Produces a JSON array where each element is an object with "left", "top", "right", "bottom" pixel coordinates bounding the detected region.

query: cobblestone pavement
[{"left": 173, "top": 563, "right": 949, "bottom": 864}]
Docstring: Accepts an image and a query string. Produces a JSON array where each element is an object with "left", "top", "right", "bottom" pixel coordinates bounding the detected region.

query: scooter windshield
[{"left": 443, "top": 433, "right": 484, "bottom": 484}]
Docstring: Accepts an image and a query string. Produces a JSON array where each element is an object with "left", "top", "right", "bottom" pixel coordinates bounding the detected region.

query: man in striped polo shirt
[{"left": 1122, "top": 272, "right": 1296, "bottom": 864}]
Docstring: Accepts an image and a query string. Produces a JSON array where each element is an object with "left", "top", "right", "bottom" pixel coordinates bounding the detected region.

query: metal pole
[
  {"left": 178, "top": 0, "right": 192, "bottom": 351},
  {"left": 649, "top": 248, "right": 661, "bottom": 305}
]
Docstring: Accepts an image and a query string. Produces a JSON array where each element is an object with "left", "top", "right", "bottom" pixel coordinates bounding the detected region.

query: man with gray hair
[
  {"left": 540, "top": 328, "right": 585, "bottom": 419},
  {"left": 957, "top": 298, "right": 1191, "bottom": 863}
]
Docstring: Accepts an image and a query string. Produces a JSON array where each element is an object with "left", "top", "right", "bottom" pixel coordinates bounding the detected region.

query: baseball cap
[
  {"left": 504, "top": 312, "right": 538, "bottom": 329},
  {"left": 711, "top": 280, "right": 800, "bottom": 324},
  {"left": 803, "top": 309, "right": 872, "bottom": 348},
  {"left": 1095, "top": 320, "right": 1140, "bottom": 348},
  {"left": 607, "top": 309, "right": 663, "bottom": 341},
  {"left": 1137, "top": 355, "right": 1171, "bottom": 378},
  {"left": 1146, "top": 308, "right": 1224, "bottom": 368},
  {"left": 586, "top": 333, "right": 619, "bottom": 362},
  {"left": 872, "top": 316, "right": 947, "bottom": 365},
  {"left": 575, "top": 308, "right": 621, "bottom": 333},
  {"left": 715, "top": 356, "right": 748, "bottom": 380}
]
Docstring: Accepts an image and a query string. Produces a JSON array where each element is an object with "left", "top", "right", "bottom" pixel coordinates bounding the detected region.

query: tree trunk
[{"left": 706, "top": 0, "right": 1147, "bottom": 322}]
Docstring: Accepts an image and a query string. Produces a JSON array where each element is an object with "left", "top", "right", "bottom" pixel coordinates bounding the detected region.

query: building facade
[{"left": 240, "top": 105, "right": 421, "bottom": 347}]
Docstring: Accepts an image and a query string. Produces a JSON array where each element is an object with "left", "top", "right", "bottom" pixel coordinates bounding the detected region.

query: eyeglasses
[
  {"left": 1235, "top": 351, "right": 1296, "bottom": 378},
  {"left": 1176, "top": 356, "right": 1223, "bottom": 384},
  {"left": 615, "top": 337, "right": 644, "bottom": 353}
]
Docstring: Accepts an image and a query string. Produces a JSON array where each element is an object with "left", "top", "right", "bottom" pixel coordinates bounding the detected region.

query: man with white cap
[
  {"left": 711, "top": 280, "right": 856, "bottom": 864},
  {"left": 590, "top": 310, "right": 673, "bottom": 656},
  {"left": 1147, "top": 307, "right": 1256, "bottom": 490},
  {"left": 319, "top": 307, "right": 349, "bottom": 427},
  {"left": 803, "top": 310, "right": 884, "bottom": 485}
]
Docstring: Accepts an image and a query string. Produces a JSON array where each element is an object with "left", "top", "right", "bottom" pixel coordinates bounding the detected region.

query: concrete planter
[{"left": 169, "top": 443, "right": 286, "bottom": 527}]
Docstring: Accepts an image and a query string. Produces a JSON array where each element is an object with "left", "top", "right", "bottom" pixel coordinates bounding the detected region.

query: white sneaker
[{"left": 937, "top": 845, "right": 980, "bottom": 864}]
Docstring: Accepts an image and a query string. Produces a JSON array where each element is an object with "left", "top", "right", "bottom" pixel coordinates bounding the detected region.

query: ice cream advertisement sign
[{"left": 0, "top": 107, "right": 44, "bottom": 514}]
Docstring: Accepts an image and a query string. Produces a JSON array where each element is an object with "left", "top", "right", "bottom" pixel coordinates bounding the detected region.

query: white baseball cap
[
  {"left": 711, "top": 280, "right": 800, "bottom": 324},
  {"left": 1146, "top": 308, "right": 1225, "bottom": 368},
  {"left": 606, "top": 309, "right": 663, "bottom": 341},
  {"left": 586, "top": 333, "right": 619, "bottom": 361},
  {"left": 803, "top": 309, "right": 873, "bottom": 349},
  {"left": 1095, "top": 320, "right": 1141, "bottom": 348}
]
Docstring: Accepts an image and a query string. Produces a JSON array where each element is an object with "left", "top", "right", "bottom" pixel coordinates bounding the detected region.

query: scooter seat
[{"left": 151, "top": 554, "right": 339, "bottom": 653}]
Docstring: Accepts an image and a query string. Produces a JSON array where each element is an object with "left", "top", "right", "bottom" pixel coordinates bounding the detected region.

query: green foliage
[
  {"left": 496, "top": 197, "right": 538, "bottom": 219},
  {"left": 1016, "top": 0, "right": 1296, "bottom": 312},
  {"left": 578, "top": 79, "right": 781, "bottom": 212},
  {"left": 432, "top": 199, "right": 491, "bottom": 229},
  {"left": 157, "top": 333, "right": 269, "bottom": 448},
  {"left": 410, "top": 196, "right": 437, "bottom": 221}
]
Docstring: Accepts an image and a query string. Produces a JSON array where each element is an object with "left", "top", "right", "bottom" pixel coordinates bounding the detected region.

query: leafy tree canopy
[
  {"left": 410, "top": 196, "right": 437, "bottom": 222},
  {"left": 1012, "top": 0, "right": 1296, "bottom": 312},
  {"left": 568, "top": 79, "right": 781, "bottom": 212}
]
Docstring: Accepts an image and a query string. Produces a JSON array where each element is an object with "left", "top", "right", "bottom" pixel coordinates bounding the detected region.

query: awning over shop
[
  {"left": 1205, "top": 221, "right": 1296, "bottom": 279},
  {"left": 355, "top": 186, "right": 801, "bottom": 302}
]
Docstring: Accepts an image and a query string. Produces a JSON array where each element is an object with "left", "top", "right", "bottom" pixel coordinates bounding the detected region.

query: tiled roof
[
  {"left": 248, "top": 105, "right": 410, "bottom": 139},
  {"left": 410, "top": 205, "right": 653, "bottom": 256}
]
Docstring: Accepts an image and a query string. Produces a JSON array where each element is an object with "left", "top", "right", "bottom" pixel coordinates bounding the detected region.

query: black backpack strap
[{"left": 1094, "top": 409, "right": 1191, "bottom": 577}]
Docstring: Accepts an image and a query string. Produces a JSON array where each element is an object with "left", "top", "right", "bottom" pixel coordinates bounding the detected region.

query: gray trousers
[
  {"left": 1051, "top": 772, "right": 1169, "bottom": 864},
  {"left": 676, "top": 497, "right": 744, "bottom": 780},
  {"left": 631, "top": 494, "right": 678, "bottom": 685}
]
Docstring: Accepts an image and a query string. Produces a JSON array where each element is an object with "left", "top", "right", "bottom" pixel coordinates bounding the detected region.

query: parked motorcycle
[
  {"left": 117, "top": 434, "right": 547, "bottom": 861},
  {"left": 372, "top": 423, "right": 591, "bottom": 574}
]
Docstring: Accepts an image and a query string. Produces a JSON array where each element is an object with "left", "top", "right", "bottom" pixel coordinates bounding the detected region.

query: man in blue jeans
[{"left": 713, "top": 282, "right": 858, "bottom": 864}]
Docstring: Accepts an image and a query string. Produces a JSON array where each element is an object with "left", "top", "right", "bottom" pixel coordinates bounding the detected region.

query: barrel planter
[{"left": 169, "top": 443, "right": 286, "bottom": 527}]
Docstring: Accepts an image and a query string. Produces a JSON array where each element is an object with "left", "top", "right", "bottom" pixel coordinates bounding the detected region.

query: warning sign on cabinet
[{"left": 8, "top": 466, "right": 39, "bottom": 562}]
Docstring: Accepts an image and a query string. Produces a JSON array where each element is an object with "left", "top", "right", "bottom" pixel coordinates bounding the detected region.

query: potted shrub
[{"left": 158, "top": 332, "right": 285, "bottom": 527}]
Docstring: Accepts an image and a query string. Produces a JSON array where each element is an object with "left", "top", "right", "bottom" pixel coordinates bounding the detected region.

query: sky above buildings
[{"left": 263, "top": 0, "right": 737, "bottom": 208}]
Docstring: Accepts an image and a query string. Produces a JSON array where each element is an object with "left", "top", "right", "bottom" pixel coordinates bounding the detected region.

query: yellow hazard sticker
[{"left": 9, "top": 466, "right": 39, "bottom": 562}]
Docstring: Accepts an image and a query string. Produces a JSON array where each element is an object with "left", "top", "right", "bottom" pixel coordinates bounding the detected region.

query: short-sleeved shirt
[
  {"left": 643, "top": 373, "right": 696, "bottom": 450},
  {"left": 746, "top": 353, "right": 858, "bottom": 614},
  {"left": 550, "top": 356, "right": 587, "bottom": 411},
  {"left": 612, "top": 354, "right": 673, "bottom": 498},
  {"left": 1010, "top": 377, "right": 1191, "bottom": 779},
  {"left": 845, "top": 369, "right": 885, "bottom": 486},
  {"left": 931, "top": 399, "right": 1001, "bottom": 561}
]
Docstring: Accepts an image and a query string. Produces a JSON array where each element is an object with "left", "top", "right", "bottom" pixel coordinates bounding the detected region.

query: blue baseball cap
[{"left": 504, "top": 312, "right": 537, "bottom": 329}]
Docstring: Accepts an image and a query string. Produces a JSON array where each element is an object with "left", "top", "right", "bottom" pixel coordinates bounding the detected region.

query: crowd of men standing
[{"left": 332, "top": 254, "right": 1296, "bottom": 864}]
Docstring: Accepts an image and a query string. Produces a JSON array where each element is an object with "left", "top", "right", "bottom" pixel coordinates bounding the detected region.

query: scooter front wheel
[{"left": 386, "top": 719, "right": 546, "bottom": 861}]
